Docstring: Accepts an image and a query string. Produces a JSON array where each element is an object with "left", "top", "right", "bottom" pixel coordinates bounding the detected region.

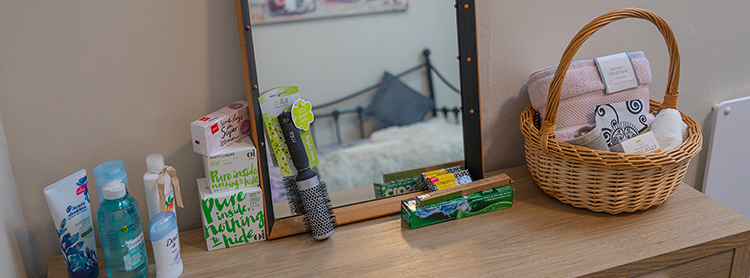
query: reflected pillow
[{"left": 364, "top": 72, "right": 434, "bottom": 127}]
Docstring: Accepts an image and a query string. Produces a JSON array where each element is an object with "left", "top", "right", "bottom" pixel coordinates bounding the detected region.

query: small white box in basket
[{"left": 202, "top": 137, "right": 259, "bottom": 194}]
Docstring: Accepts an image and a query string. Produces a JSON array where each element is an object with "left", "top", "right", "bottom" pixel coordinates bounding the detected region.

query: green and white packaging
[
  {"left": 197, "top": 178, "right": 266, "bottom": 251},
  {"left": 258, "top": 86, "right": 319, "bottom": 177},
  {"left": 202, "top": 137, "right": 259, "bottom": 194},
  {"left": 401, "top": 185, "right": 514, "bottom": 229},
  {"left": 373, "top": 177, "right": 420, "bottom": 198}
]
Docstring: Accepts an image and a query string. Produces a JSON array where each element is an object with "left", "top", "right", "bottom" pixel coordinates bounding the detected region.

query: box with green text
[
  {"left": 198, "top": 178, "right": 266, "bottom": 251},
  {"left": 401, "top": 185, "right": 513, "bottom": 229},
  {"left": 202, "top": 137, "right": 259, "bottom": 194}
]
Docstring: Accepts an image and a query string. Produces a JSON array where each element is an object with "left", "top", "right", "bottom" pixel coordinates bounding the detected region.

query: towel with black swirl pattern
[{"left": 595, "top": 99, "right": 649, "bottom": 146}]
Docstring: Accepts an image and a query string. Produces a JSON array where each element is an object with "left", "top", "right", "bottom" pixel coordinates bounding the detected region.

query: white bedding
[{"left": 315, "top": 117, "right": 464, "bottom": 192}]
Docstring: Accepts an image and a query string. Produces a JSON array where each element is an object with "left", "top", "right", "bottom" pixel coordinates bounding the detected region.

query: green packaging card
[
  {"left": 373, "top": 177, "right": 420, "bottom": 198},
  {"left": 258, "top": 86, "right": 319, "bottom": 177},
  {"left": 401, "top": 185, "right": 513, "bottom": 229}
]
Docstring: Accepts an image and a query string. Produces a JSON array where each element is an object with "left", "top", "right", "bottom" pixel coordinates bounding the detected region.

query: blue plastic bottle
[
  {"left": 94, "top": 159, "right": 129, "bottom": 204},
  {"left": 97, "top": 180, "right": 148, "bottom": 277}
]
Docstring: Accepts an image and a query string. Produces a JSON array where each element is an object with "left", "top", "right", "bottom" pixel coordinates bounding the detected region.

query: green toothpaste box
[
  {"left": 401, "top": 185, "right": 513, "bottom": 229},
  {"left": 374, "top": 177, "right": 420, "bottom": 198}
]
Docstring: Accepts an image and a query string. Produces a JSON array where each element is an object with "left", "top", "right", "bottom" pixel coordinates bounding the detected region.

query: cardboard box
[
  {"left": 202, "top": 137, "right": 259, "bottom": 194},
  {"left": 401, "top": 185, "right": 513, "bottom": 229},
  {"left": 610, "top": 131, "right": 662, "bottom": 154},
  {"left": 191, "top": 100, "right": 251, "bottom": 156},
  {"left": 197, "top": 178, "right": 266, "bottom": 251}
]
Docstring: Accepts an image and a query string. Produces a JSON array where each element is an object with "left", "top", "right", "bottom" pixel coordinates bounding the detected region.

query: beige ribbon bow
[{"left": 157, "top": 166, "right": 184, "bottom": 212}]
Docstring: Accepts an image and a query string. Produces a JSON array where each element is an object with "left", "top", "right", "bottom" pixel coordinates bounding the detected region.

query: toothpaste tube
[{"left": 43, "top": 169, "right": 99, "bottom": 278}]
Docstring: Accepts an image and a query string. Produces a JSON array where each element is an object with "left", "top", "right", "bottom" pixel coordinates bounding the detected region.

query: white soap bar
[{"left": 610, "top": 131, "right": 662, "bottom": 154}]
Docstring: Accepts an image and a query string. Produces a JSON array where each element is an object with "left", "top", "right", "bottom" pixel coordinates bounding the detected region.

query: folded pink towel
[{"left": 527, "top": 52, "right": 652, "bottom": 141}]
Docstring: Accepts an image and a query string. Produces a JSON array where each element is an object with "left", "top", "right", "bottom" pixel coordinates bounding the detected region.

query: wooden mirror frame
[{"left": 235, "top": 0, "right": 482, "bottom": 239}]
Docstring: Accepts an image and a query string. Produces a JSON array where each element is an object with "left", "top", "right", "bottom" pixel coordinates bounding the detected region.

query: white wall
[
  {"left": 0, "top": 118, "right": 34, "bottom": 277},
  {"left": 252, "top": 0, "right": 461, "bottom": 145},
  {"left": 0, "top": 1, "right": 247, "bottom": 276},
  {"left": 476, "top": 1, "right": 750, "bottom": 192},
  {"left": 0, "top": 0, "right": 459, "bottom": 276}
]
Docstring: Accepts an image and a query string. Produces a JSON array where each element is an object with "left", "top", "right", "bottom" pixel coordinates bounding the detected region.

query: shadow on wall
[
  {"left": 693, "top": 112, "right": 713, "bottom": 192},
  {"left": 169, "top": 1, "right": 249, "bottom": 232},
  {"left": 484, "top": 84, "right": 531, "bottom": 172}
]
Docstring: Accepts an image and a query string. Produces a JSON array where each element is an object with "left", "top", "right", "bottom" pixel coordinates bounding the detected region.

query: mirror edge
[
  {"left": 235, "top": 0, "right": 484, "bottom": 240},
  {"left": 235, "top": 0, "right": 276, "bottom": 238},
  {"left": 456, "top": 0, "right": 484, "bottom": 181}
]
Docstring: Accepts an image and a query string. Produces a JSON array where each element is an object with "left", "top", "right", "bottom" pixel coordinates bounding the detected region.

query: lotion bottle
[{"left": 143, "top": 154, "right": 176, "bottom": 221}]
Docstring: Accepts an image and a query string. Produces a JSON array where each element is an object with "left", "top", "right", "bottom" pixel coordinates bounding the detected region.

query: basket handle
[{"left": 540, "top": 8, "right": 680, "bottom": 153}]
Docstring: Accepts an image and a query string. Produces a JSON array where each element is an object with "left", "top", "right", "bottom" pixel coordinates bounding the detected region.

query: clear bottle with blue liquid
[{"left": 97, "top": 180, "right": 148, "bottom": 277}]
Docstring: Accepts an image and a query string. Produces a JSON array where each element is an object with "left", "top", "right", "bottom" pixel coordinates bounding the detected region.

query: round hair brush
[{"left": 278, "top": 112, "right": 335, "bottom": 240}]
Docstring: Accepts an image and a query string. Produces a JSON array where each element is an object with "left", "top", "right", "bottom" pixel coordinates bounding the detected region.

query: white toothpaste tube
[{"left": 44, "top": 169, "right": 99, "bottom": 278}]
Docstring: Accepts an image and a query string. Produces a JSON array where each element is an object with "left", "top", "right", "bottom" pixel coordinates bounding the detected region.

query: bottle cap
[
  {"left": 149, "top": 211, "right": 178, "bottom": 242},
  {"left": 94, "top": 160, "right": 127, "bottom": 186},
  {"left": 102, "top": 179, "right": 127, "bottom": 200},
  {"left": 146, "top": 154, "right": 165, "bottom": 174}
]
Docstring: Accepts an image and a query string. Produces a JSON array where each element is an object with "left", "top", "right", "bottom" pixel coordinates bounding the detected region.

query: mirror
[{"left": 236, "top": 0, "right": 482, "bottom": 239}]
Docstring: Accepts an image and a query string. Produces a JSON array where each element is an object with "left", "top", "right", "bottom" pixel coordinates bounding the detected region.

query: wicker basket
[{"left": 520, "top": 8, "right": 703, "bottom": 214}]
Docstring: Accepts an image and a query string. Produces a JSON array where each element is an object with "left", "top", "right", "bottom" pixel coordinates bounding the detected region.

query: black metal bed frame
[{"left": 310, "top": 48, "right": 462, "bottom": 145}]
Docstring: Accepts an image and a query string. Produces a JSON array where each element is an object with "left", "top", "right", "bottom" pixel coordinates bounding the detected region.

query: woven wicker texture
[{"left": 520, "top": 8, "right": 702, "bottom": 214}]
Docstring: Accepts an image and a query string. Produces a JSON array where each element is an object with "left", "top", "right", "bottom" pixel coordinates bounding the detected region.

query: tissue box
[
  {"left": 197, "top": 178, "right": 266, "bottom": 251},
  {"left": 202, "top": 137, "right": 259, "bottom": 194},
  {"left": 401, "top": 185, "right": 513, "bottom": 229},
  {"left": 191, "top": 100, "right": 251, "bottom": 156}
]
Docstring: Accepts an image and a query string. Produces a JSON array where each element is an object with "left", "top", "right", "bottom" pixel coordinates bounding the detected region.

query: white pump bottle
[{"left": 143, "top": 154, "right": 176, "bottom": 221}]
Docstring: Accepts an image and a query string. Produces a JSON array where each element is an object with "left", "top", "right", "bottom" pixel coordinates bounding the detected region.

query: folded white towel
[{"left": 650, "top": 108, "right": 688, "bottom": 151}]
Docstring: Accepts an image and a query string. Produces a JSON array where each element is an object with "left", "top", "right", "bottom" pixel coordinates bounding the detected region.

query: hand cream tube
[{"left": 44, "top": 169, "right": 99, "bottom": 278}]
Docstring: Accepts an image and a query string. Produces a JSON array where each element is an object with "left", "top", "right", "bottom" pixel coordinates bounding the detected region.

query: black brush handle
[{"left": 278, "top": 112, "right": 309, "bottom": 171}]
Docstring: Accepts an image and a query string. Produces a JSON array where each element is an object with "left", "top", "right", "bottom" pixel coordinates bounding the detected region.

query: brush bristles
[
  {"left": 283, "top": 177, "right": 305, "bottom": 216},
  {"left": 284, "top": 178, "right": 337, "bottom": 233}
]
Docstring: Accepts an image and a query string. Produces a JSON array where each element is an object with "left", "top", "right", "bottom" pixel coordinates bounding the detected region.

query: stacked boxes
[{"left": 192, "top": 100, "right": 265, "bottom": 250}]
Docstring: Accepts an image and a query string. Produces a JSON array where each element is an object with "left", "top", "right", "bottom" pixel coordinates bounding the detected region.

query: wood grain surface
[{"left": 48, "top": 165, "right": 750, "bottom": 277}]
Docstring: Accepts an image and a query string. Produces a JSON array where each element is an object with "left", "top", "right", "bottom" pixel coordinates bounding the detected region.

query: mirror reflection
[{"left": 250, "top": 0, "right": 461, "bottom": 218}]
